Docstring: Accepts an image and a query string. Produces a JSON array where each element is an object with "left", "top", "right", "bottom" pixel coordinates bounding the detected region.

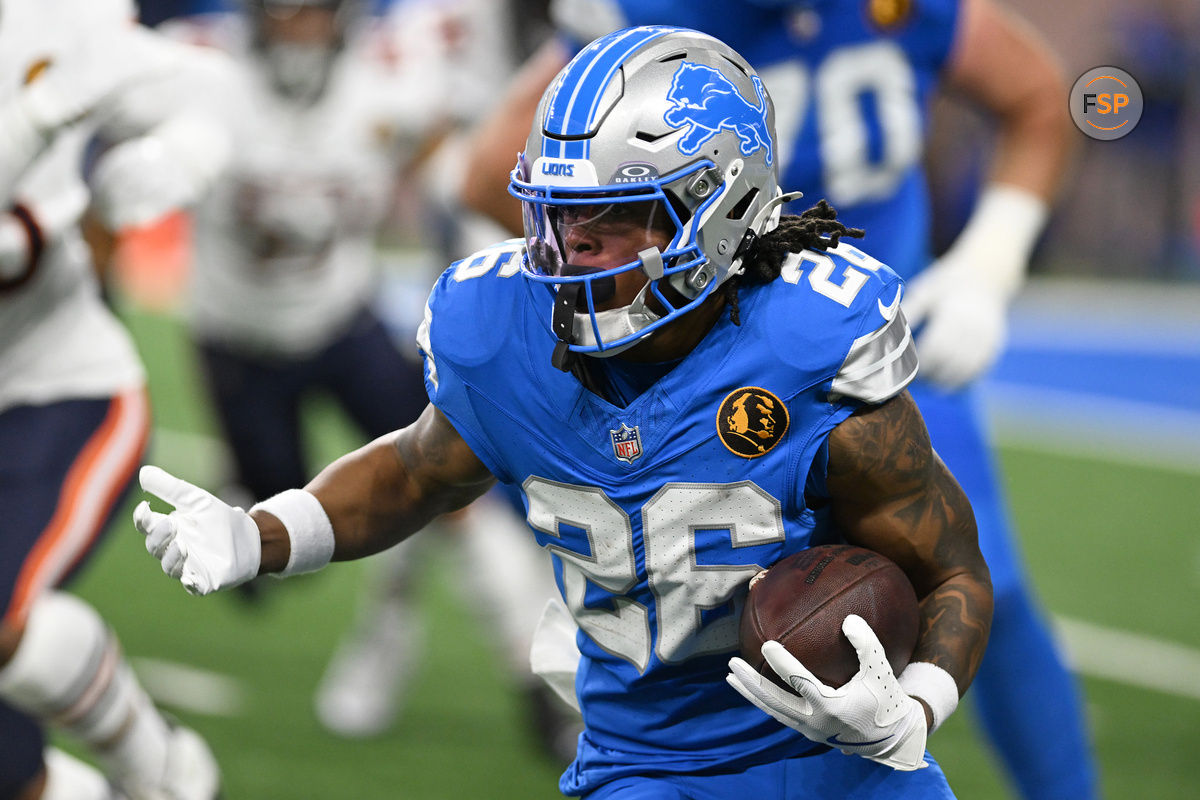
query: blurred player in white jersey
[
  {"left": 162, "top": 0, "right": 574, "bottom": 760},
  {"left": 0, "top": 1, "right": 229, "bottom": 798}
]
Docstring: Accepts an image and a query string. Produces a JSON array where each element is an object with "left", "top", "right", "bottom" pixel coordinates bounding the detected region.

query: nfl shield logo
[{"left": 610, "top": 423, "right": 643, "bottom": 464}]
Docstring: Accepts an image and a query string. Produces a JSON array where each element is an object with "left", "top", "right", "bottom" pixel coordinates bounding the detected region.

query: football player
[
  {"left": 158, "top": 0, "right": 573, "bottom": 755},
  {"left": 458, "top": 2, "right": 1093, "bottom": 798},
  {"left": 135, "top": 26, "right": 994, "bottom": 798},
  {"left": 0, "top": 1, "right": 228, "bottom": 798}
]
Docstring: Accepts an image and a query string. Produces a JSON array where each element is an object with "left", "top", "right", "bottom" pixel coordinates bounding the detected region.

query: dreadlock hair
[{"left": 724, "top": 199, "right": 865, "bottom": 326}]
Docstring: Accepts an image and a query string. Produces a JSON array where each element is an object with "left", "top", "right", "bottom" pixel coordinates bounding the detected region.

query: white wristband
[
  {"left": 250, "top": 489, "right": 335, "bottom": 577},
  {"left": 898, "top": 661, "right": 959, "bottom": 733},
  {"left": 950, "top": 183, "right": 1049, "bottom": 298}
]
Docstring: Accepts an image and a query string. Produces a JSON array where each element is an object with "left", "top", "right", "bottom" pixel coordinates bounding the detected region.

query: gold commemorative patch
[
  {"left": 717, "top": 387, "right": 789, "bottom": 458},
  {"left": 866, "top": 0, "right": 913, "bottom": 31}
]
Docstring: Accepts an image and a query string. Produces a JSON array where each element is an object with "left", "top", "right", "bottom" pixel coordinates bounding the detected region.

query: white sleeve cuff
[
  {"left": 250, "top": 489, "right": 335, "bottom": 577},
  {"left": 950, "top": 183, "right": 1049, "bottom": 297},
  {"left": 899, "top": 661, "right": 960, "bottom": 733}
]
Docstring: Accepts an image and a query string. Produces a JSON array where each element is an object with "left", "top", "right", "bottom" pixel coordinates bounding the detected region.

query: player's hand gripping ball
[{"left": 739, "top": 544, "right": 919, "bottom": 687}]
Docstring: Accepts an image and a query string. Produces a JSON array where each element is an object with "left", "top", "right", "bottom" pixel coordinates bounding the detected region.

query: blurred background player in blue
[
  {"left": 459, "top": 1, "right": 1093, "bottom": 799},
  {"left": 156, "top": 0, "right": 576, "bottom": 761},
  {"left": 0, "top": 0, "right": 230, "bottom": 798}
]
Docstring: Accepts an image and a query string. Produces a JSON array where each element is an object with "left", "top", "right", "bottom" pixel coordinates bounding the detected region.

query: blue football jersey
[
  {"left": 418, "top": 238, "right": 917, "bottom": 794},
  {"left": 551, "top": 0, "right": 961, "bottom": 279}
]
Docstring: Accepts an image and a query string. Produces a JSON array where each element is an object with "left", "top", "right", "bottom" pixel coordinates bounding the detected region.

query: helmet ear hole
[{"left": 726, "top": 188, "right": 760, "bottom": 222}]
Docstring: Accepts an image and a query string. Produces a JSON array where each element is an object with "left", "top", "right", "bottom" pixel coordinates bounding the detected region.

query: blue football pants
[{"left": 583, "top": 750, "right": 955, "bottom": 799}]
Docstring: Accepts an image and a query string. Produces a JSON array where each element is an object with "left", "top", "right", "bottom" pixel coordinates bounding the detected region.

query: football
[{"left": 739, "top": 544, "right": 919, "bottom": 688}]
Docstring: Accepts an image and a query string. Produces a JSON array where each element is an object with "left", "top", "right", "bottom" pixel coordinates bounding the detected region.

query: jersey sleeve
[
  {"left": 828, "top": 291, "right": 917, "bottom": 403},
  {"left": 415, "top": 246, "right": 527, "bottom": 484},
  {"left": 766, "top": 241, "right": 918, "bottom": 408},
  {"left": 825, "top": 243, "right": 918, "bottom": 404},
  {"left": 900, "top": 0, "right": 963, "bottom": 75}
]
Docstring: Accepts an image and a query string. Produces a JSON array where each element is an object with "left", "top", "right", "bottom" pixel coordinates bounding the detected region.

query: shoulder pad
[
  {"left": 764, "top": 241, "right": 917, "bottom": 403},
  {"left": 417, "top": 239, "right": 526, "bottom": 391}
]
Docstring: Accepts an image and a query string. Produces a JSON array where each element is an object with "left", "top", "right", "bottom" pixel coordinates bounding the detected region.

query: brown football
[{"left": 739, "top": 544, "right": 920, "bottom": 688}]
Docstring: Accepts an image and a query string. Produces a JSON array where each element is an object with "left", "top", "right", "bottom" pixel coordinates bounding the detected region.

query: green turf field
[{"left": 63, "top": 304, "right": 1200, "bottom": 799}]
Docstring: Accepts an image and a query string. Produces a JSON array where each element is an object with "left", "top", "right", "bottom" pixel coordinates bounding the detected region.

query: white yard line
[
  {"left": 1054, "top": 616, "right": 1200, "bottom": 702},
  {"left": 132, "top": 657, "right": 248, "bottom": 717}
]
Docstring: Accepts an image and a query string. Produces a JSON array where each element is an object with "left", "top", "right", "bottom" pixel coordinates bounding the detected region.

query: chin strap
[
  {"left": 551, "top": 283, "right": 581, "bottom": 372},
  {"left": 733, "top": 189, "right": 805, "bottom": 267},
  {"left": 752, "top": 189, "right": 804, "bottom": 234}
]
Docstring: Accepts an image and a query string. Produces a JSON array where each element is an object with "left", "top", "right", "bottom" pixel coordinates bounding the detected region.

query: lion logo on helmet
[{"left": 663, "top": 62, "right": 773, "bottom": 165}]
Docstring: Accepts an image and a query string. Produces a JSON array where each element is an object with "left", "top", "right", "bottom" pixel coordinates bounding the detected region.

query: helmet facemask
[
  {"left": 247, "top": 0, "right": 361, "bottom": 104},
  {"left": 513, "top": 156, "right": 730, "bottom": 368}
]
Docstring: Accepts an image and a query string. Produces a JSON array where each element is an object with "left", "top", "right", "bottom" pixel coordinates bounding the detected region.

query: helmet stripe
[{"left": 545, "top": 26, "right": 675, "bottom": 160}]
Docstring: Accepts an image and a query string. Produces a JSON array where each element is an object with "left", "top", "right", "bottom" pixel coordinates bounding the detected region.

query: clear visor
[{"left": 523, "top": 196, "right": 672, "bottom": 279}]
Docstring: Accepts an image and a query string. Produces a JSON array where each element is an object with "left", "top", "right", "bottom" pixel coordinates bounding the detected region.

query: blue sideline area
[{"left": 980, "top": 278, "right": 1200, "bottom": 471}]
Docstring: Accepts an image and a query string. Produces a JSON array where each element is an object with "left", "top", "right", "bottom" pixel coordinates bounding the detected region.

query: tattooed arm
[
  {"left": 825, "top": 390, "right": 993, "bottom": 703},
  {"left": 254, "top": 403, "right": 496, "bottom": 573}
]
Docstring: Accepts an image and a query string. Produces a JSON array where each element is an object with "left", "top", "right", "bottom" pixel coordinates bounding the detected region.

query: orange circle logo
[{"left": 1069, "top": 66, "right": 1143, "bottom": 141}]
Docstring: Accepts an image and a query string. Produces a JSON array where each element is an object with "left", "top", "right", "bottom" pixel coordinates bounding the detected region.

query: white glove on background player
[
  {"left": 727, "top": 614, "right": 929, "bottom": 771},
  {"left": 902, "top": 184, "right": 1048, "bottom": 391},
  {"left": 133, "top": 466, "right": 261, "bottom": 596},
  {"left": 91, "top": 111, "right": 232, "bottom": 230}
]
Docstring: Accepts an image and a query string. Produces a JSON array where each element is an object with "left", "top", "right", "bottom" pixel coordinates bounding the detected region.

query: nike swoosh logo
[
  {"left": 826, "top": 732, "right": 894, "bottom": 748},
  {"left": 877, "top": 285, "right": 902, "bottom": 321}
]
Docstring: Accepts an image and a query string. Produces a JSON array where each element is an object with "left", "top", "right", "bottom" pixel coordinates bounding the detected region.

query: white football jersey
[
  {"left": 0, "top": 0, "right": 145, "bottom": 412},
  {"left": 176, "top": 14, "right": 449, "bottom": 357}
]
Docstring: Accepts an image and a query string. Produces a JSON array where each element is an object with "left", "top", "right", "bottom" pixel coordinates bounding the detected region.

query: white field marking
[
  {"left": 131, "top": 657, "right": 248, "bottom": 717},
  {"left": 1053, "top": 616, "right": 1200, "bottom": 702},
  {"left": 983, "top": 383, "right": 1200, "bottom": 475}
]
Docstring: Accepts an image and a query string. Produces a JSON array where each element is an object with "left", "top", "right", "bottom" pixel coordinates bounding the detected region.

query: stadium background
[{"left": 64, "top": 0, "right": 1200, "bottom": 797}]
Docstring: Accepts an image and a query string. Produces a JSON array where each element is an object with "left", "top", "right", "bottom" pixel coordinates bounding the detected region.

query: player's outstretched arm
[
  {"left": 902, "top": 0, "right": 1072, "bottom": 389},
  {"left": 283, "top": 403, "right": 497, "bottom": 567},
  {"left": 825, "top": 390, "right": 993, "bottom": 699},
  {"left": 135, "top": 404, "right": 495, "bottom": 594}
]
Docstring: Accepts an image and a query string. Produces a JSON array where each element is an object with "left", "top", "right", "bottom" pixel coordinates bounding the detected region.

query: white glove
[
  {"left": 132, "top": 465, "right": 261, "bottom": 596},
  {"left": 727, "top": 614, "right": 929, "bottom": 771},
  {"left": 90, "top": 111, "right": 231, "bottom": 230},
  {"left": 902, "top": 184, "right": 1048, "bottom": 391},
  {"left": 902, "top": 257, "right": 1009, "bottom": 390}
]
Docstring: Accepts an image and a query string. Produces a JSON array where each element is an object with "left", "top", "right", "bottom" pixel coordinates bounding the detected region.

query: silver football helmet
[{"left": 510, "top": 26, "right": 793, "bottom": 367}]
